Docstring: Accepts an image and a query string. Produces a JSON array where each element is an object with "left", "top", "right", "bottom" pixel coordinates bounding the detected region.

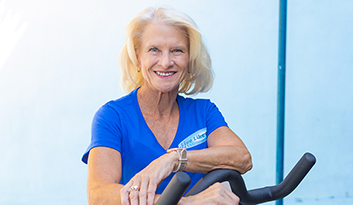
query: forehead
[{"left": 140, "top": 23, "right": 188, "bottom": 48}]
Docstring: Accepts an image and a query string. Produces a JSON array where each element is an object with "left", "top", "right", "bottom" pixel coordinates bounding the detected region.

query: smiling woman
[
  {"left": 118, "top": 7, "right": 214, "bottom": 95},
  {"left": 137, "top": 22, "right": 189, "bottom": 93},
  {"left": 82, "top": 6, "right": 252, "bottom": 205}
]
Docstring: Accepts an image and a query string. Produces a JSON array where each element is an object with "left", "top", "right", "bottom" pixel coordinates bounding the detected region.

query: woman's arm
[
  {"left": 86, "top": 126, "right": 251, "bottom": 205},
  {"left": 87, "top": 147, "right": 124, "bottom": 205},
  {"left": 87, "top": 146, "right": 178, "bottom": 205},
  {"left": 185, "top": 126, "right": 253, "bottom": 174},
  {"left": 174, "top": 126, "right": 250, "bottom": 205}
]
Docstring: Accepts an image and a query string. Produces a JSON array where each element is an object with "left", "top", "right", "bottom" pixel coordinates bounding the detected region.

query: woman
[{"left": 82, "top": 6, "right": 252, "bottom": 205}]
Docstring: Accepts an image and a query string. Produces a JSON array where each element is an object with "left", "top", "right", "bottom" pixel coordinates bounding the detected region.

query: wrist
[
  {"left": 167, "top": 150, "right": 179, "bottom": 171},
  {"left": 167, "top": 148, "right": 187, "bottom": 172}
]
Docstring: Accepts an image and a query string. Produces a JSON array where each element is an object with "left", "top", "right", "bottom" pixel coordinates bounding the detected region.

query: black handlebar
[
  {"left": 187, "top": 153, "right": 316, "bottom": 204},
  {"left": 156, "top": 152, "right": 316, "bottom": 205},
  {"left": 155, "top": 172, "right": 191, "bottom": 205}
]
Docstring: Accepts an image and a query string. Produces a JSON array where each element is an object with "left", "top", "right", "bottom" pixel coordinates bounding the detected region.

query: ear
[{"left": 135, "top": 52, "right": 141, "bottom": 67}]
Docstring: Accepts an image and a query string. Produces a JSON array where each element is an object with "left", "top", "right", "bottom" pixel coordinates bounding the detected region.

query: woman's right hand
[
  {"left": 180, "top": 182, "right": 239, "bottom": 205},
  {"left": 120, "top": 151, "right": 179, "bottom": 205}
]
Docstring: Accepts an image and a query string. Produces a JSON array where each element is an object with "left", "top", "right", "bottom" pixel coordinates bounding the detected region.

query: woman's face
[{"left": 137, "top": 22, "right": 189, "bottom": 93}]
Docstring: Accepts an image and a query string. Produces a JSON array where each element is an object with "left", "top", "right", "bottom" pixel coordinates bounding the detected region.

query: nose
[{"left": 159, "top": 52, "right": 174, "bottom": 68}]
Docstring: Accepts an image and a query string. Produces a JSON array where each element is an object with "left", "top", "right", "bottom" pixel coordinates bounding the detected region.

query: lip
[{"left": 154, "top": 71, "right": 177, "bottom": 79}]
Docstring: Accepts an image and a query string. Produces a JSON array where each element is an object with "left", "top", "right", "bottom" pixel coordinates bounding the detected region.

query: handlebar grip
[
  {"left": 185, "top": 152, "right": 316, "bottom": 205},
  {"left": 155, "top": 172, "right": 191, "bottom": 205},
  {"left": 267, "top": 152, "right": 316, "bottom": 201}
]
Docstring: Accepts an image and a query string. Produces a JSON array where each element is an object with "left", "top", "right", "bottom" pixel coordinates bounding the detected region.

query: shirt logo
[{"left": 178, "top": 128, "right": 207, "bottom": 149}]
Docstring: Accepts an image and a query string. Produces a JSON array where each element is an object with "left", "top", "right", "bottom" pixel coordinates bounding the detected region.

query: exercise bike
[{"left": 156, "top": 152, "right": 316, "bottom": 205}]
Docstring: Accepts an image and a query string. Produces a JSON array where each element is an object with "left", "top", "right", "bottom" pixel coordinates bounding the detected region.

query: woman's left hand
[{"left": 120, "top": 152, "right": 178, "bottom": 205}]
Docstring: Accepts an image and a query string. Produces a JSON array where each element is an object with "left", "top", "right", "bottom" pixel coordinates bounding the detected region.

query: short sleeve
[
  {"left": 205, "top": 100, "right": 228, "bottom": 136},
  {"left": 81, "top": 103, "right": 123, "bottom": 164}
]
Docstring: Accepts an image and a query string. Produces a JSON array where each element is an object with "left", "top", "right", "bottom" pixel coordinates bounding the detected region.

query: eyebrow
[
  {"left": 172, "top": 45, "right": 188, "bottom": 50},
  {"left": 146, "top": 44, "right": 187, "bottom": 49},
  {"left": 144, "top": 44, "right": 188, "bottom": 52}
]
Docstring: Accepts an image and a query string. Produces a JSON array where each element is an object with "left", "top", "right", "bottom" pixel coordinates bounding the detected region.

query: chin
[{"left": 155, "top": 85, "right": 179, "bottom": 93}]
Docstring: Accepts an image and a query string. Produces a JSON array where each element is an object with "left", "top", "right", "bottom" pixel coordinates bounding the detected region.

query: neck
[{"left": 137, "top": 86, "right": 179, "bottom": 117}]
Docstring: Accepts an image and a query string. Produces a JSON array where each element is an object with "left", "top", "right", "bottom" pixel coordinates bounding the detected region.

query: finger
[
  {"left": 146, "top": 178, "right": 158, "bottom": 205},
  {"left": 139, "top": 176, "right": 148, "bottom": 205},
  {"left": 129, "top": 187, "right": 140, "bottom": 205},
  {"left": 129, "top": 177, "right": 141, "bottom": 205},
  {"left": 226, "top": 192, "right": 240, "bottom": 204},
  {"left": 220, "top": 184, "right": 239, "bottom": 204},
  {"left": 121, "top": 181, "right": 133, "bottom": 205},
  {"left": 222, "top": 191, "right": 240, "bottom": 205},
  {"left": 215, "top": 183, "right": 239, "bottom": 205}
]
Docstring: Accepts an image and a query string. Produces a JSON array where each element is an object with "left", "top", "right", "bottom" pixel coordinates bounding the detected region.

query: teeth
[{"left": 156, "top": 71, "right": 175, "bottom": 77}]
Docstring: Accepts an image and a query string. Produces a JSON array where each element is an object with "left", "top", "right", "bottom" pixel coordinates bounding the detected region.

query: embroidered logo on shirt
[{"left": 178, "top": 128, "right": 207, "bottom": 149}]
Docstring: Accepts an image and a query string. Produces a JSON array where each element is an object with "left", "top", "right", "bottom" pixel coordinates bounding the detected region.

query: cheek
[
  {"left": 140, "top": 59, "right": 156, "bottom": 80},
  {"left": 182, "top": 57, "right": 189, "bottom": 71},
  {"left": 175, "top": 54, "right": 188, "bottom": 68},
  {"left": 142, "top": 56, "right": 158, "bottom": 69}
]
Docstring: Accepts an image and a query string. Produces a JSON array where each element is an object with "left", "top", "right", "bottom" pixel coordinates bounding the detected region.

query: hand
[
  {"left": 181, "top": 182, "right": 240, "bottom": 205},
  {"left": 120, "top": 152, "right": 178, "bottom": 205}
]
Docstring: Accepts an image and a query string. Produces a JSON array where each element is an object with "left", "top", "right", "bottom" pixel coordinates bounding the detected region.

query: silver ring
[{"left": 130, "top": 185, "right": 140, "bottom": 191}]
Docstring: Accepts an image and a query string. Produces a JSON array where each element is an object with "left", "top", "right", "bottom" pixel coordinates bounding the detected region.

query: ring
[{"left": 130, "top": 185, "right": 140, "bottom": 191}]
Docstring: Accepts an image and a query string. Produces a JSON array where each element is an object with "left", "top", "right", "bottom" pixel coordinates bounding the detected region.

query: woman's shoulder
[
  {"left": 97, "top": 90, "right": 137, "bottom": 115},
  {"left": 178, "top": 94, "right": 212, "bottom": 105},
  {"left": 177, "top": 95, "right": 216, "bottom": 113}
]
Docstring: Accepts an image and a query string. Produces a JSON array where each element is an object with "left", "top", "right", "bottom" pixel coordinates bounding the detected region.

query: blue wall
[{"left": 0, "top": 0, "right": 352, "bottom": 204}]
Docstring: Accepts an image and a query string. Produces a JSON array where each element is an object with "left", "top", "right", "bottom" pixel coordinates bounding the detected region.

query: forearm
[
  {"left": 87, "top": 147, "right": 125, "bottom": 205},
  {"left": 185, "top": 145, "right": 252, "bottom": 174},
  {"left": 88, "top": 182, "right": 124, "bottom": 205}
]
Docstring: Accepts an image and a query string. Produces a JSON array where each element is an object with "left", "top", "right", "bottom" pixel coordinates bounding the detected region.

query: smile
[{"left": 155, "top": 71, "right": 176, "bottom": 77}]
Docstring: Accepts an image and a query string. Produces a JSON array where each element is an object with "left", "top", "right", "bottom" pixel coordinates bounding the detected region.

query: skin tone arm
[
  {"left": 87, "top": 146, "right": 178, "bottom": 205},
  {"left": 87, "top": 147, "right": 123, "bottom": 204},
  {"left": 120, "top": 126, "right": 252, "bottom": 205},
  {"left": 186, "top": 126, "right": 253, "bottom": 174},
  {"left": 87, "top": 126, "right": 252, "bottom": 205},
  {"left": 178, "top": 126, "right": 252, "bottom": 204}
]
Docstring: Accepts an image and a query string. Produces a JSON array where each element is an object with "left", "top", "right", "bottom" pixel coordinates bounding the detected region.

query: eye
[
  {"left": 148, "top": 47, "right": 159, "bottom": 52},
  {"left": 172, "top": 49, "right": 184, "bottom": 53}
]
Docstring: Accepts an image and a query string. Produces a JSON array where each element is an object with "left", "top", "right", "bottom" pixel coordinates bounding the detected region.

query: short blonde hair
[{"left": 118, "top": 6, "right": 213, "bottom": 95}]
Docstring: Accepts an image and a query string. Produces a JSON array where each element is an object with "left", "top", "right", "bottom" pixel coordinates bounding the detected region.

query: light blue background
[{"left": 0, "top": 0, "right": 352, "bottom": 204}]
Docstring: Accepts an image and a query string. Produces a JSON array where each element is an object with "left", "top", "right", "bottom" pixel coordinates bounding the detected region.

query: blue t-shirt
[{"left": 82, "top": 88, "right": 228, "bottom": 194}]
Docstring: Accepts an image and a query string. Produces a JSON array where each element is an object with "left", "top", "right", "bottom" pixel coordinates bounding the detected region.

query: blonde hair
[{"left": 118, "top": 6, "right": 213, "bottom": 95}]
